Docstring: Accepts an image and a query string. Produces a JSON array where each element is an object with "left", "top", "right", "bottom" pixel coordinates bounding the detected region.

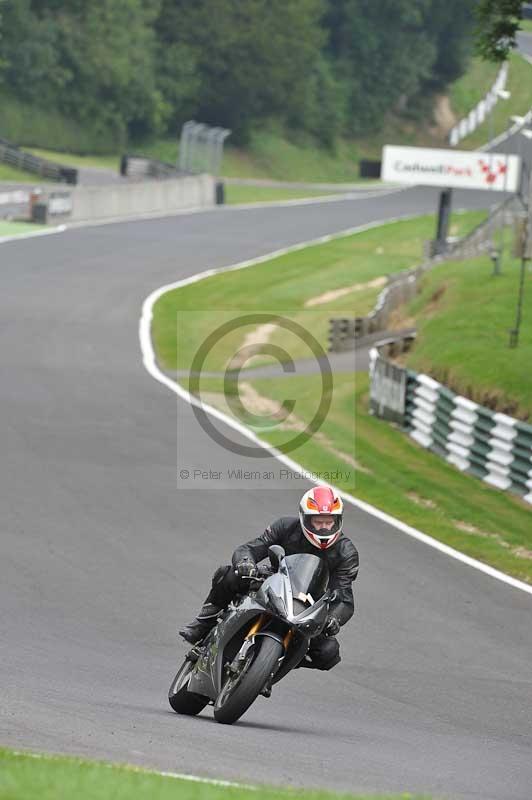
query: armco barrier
[
  {"left": 35, "top": 173, "right": 215, "bottom": 223},
  {"left": 369, "top": 342, "right": 532, "bottom": 504},
  {"left": 120, "top": 154, "right": 181, "bottom": 180},
  {"left": 0, "top": 139, "right": 78, "bottom": 184},
  {"left": 328, "top": 267, "right": 421, "bottom": 349}
]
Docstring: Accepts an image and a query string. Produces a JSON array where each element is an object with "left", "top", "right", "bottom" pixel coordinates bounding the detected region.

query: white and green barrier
[
  {"left": 370, "top": 346, "right": 532, "bottom": 505},
  {"left": 448, "top": 62, "right": 508, "bottom": 147}
]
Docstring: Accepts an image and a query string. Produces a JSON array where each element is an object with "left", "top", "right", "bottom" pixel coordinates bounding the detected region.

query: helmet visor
[{"left": 302, "top": 513, "right": 342, "bottom": 538}]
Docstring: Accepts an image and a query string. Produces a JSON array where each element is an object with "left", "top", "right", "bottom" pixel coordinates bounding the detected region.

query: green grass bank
[
  {"left": 151, "top": 209, "right": 531, "bottom": 584},
  {"left": 152, "top": 211, "right": 486, "bottom": 373},
  {"left": 0, "top": 220, "right": 47, "bottom": 237},
  {"left": 0, "top": 749, "right": 424, "bottom": 800},
  {"left": 454, "top": 52, "right": 532, "bottom": 149},
  {"left": 396, "top": 254, "right": 532, "bottom": 420}
]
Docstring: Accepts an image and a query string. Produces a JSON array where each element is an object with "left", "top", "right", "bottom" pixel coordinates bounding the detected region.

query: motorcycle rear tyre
[{"left": 168, "top": 659, "right": 209, "bottom": 716}]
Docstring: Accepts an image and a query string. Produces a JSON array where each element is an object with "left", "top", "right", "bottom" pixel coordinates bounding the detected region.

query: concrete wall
[{"left": 44, "top": 173, "right": 215, "bottom": 224}]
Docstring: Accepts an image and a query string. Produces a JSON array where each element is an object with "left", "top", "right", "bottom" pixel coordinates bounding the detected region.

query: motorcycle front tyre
[{"left": 214, "top": 635, "right": 283, "bottom": 725}]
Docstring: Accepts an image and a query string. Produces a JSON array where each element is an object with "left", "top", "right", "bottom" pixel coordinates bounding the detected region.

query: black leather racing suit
[{"left": 206, "top": 516, "right": 359, "bottom": 670}]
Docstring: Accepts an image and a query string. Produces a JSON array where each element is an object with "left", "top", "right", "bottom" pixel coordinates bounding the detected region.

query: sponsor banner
[
  {"left": 48, "top": 191, "right": 73, "bottom": 216},
  {"left": 382, "top": 145, "right": 521, "bottom": 192},
  {"left": 0, "top": 190, "right": 30, "bottom": 206},
  {"left": 370, "top": 354, "right": 406, "bottom": 424}
]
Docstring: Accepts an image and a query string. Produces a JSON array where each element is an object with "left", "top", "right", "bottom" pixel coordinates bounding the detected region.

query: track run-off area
[{"left": 1, "top": 175, "right": 531, "bottom": 800}]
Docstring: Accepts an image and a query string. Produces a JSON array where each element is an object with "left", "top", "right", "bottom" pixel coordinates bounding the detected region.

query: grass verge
[
  {"left": 225, "top": 184, "right": 341, "bottom": 204},
  {"left": 0, "top": 748, "right": 424, "bottom": 800},
  {"left": 454, "top": 51, "right": 532, "bottom": 149},
  {"left": 448, "top": 58, "right": 499, "bottom": 122},
  {"left": 151, "top": 208, "right": 532, "bottom": 583},
  {"left": 0, "top": 220, "right": 47, "bottom": 237},
  {"left": 26, "top": 148, "right": 120, "bottom": 172},
  {"left": 175, "top": 368, "right": 532, "bottom": 586},
  {"left": 395, "top": 251, "right": 532, "bottom": 420},
  {"left": 248, "top": 372, "right": 532, "bottom": 584},
  {"left": 152, "top": 210, "right": 486, "bottom": 373},
  {"left": 0, "top": 163, "right": 42, "bottom": 183}
]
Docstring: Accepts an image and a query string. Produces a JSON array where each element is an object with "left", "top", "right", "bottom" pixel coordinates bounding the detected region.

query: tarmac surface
[{"left": 1, "top": 177, "right": 531, "bottom": 800}]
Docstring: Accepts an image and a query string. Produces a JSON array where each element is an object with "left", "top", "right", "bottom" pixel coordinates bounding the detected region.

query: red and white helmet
[{"left": 299, "top": 486, "right": 343, "bottom": 550}]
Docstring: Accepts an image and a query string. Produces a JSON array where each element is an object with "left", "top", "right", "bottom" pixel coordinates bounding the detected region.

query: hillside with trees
[{"left": 0, "top": 0, "right": 507, "bottom": 153}]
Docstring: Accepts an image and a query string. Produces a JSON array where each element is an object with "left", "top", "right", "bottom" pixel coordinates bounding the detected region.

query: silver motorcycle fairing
[
  {"left": 187, "top": 556, "right": 330, "bottom": 700},
  {"left": 257, "top": 568, "right": 330, "bottom": 631},
  {"left": 188, "top": 595, "right": 265, "bottom": 699}
]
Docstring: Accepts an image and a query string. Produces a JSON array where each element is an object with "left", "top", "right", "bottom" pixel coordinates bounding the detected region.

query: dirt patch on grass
[
  {"left": 226, "top": 322, "right": 278, "bottom": 370},
  {"left": 511, "top": 546, "right": 532, "bottom": 560},
  {"left": 387, "top": 309, "right": 418, "bottom": 332},
  {"left": 454, "top": 519, "right": 532, "bottom": 560},
  {"left": 240, "top": 382, "right": 370, "bottom": 473},
  {"left": 200, "top": 382, "right": 370, "bottom": 475},
  {"left": 420, "top": 282, "right": 448, "bottom": 319},
  {"left": 407, "top": 491, "right": 437, "bottom": 509},
  {"left": 454, "top": 520, "right": 507, "bottom": 542},
  {"left": 430, "top": 95, "right": 457, "bottom": 138},
  {"left": 304, "top": 276, "right": 387, "bottom": 307}
]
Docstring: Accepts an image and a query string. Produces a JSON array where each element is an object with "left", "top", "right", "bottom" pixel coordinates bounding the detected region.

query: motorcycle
[{"left": 168, "top": 545, "right": 337, "bottom": 725}]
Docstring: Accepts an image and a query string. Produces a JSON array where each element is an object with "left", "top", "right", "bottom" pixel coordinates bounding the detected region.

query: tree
[
  {"left": 425, "top": 0, "right": 476, "bottom": 87},
  {"left": 0, "top": 0, "right": 164, "bottom": 142},
  {"left": 475, "top": 0, "right": 524, "bottom": 62},
  {"left": 323, "top": 0, "right": 437, "bottom": 135},
  {"left": 156, "top": 0, "right": 326, "bottom": 142},
  {"left": 0, "top": 0, "right": 494, "bottom": 150}
]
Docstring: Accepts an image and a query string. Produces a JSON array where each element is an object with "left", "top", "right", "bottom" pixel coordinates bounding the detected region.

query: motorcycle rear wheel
[
  {"left": 168, "top": 659, "right": 209, "bottom": 716},
  {"left": 214, "top": 635, "right": 283, "bottom": 725}
]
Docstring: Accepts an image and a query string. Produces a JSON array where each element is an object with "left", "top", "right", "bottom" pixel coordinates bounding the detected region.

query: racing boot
[{"left": 179, "top": 603, "right": 222, "bottom": 644}]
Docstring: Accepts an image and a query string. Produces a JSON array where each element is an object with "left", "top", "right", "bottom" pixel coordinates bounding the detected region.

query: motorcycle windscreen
[{"left": 283, "top": 553, "right": 329, "bottom": 600}]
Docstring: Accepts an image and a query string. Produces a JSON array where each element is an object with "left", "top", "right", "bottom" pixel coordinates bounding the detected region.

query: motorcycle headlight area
[
  {"left": 266, "top": 586, "right": 288, "bottom": 617},
  {"left": 293, "top": 617, "right": 324, "bottom": 635}
]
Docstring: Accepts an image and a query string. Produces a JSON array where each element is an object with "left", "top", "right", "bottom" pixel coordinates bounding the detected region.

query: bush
[{"left": 0, "top": 93, "right": 124, "bottom": 154}]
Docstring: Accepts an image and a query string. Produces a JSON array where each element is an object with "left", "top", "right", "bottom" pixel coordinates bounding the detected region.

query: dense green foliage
[
  {"left": 475, "top": 0, "right": 524, "bottom": 62},
  {"left": 0, "top": 0, "right": 480, "bottom": 151}
]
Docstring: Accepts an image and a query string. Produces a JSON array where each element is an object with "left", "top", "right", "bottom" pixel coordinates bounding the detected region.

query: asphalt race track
[{"left": 1, "top": 180, "right": 532, "bottom": 800}]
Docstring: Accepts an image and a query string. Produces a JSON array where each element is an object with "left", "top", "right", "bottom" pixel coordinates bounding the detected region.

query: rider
[{"left": 179, "top": 485, "right": 359, "bottom": 671}]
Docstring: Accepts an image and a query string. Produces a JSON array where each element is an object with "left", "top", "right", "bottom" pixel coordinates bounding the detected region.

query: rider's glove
[
  {"left": 324, "top": 615, "right": 340, "bottom": 637},
  {"left": 235, "top": 558, "right": 258, "bottom": 579}
]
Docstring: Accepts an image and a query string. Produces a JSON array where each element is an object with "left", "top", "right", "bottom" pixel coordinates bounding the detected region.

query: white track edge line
[
  {"left": 139, "top": 220, "right": 532, "bottom": 598},
  {"left": 0, "top": 224, "right": 65, "bottom": 245},
  {"left": 8, "top": 750, "right": 256, "bottom": 789}
]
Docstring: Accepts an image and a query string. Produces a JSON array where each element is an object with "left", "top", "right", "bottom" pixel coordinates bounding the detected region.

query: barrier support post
[{"left": 434, "top": 188, "right": 453, "bottom": 255}]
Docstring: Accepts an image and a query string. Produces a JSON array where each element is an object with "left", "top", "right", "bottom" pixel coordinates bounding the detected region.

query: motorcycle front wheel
[
  {"left": 168, "top": 659, "right": 209, "bottom": 716},
  {"left": 214, "top": 635, "right": 283, "bottom": 725}
]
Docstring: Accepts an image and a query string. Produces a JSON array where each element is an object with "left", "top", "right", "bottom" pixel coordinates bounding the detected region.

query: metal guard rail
[{"left": 0, "top": 141, "right": 77, "bottom": 184}]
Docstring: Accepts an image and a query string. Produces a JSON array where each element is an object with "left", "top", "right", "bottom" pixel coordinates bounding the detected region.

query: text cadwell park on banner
[{"left": 382, "top": 145, "right": 521, "bottom": 193}]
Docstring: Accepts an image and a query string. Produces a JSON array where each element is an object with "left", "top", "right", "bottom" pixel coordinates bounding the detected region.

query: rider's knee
[
  {"left": 210, "top": 564, "right": 240, "bottom": 599},
  {"left": 312, "top": 637, "right": 341, "bottom": 671},
  {"left": 213, "top": 564, "right": 232, "bottom": 585}
]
